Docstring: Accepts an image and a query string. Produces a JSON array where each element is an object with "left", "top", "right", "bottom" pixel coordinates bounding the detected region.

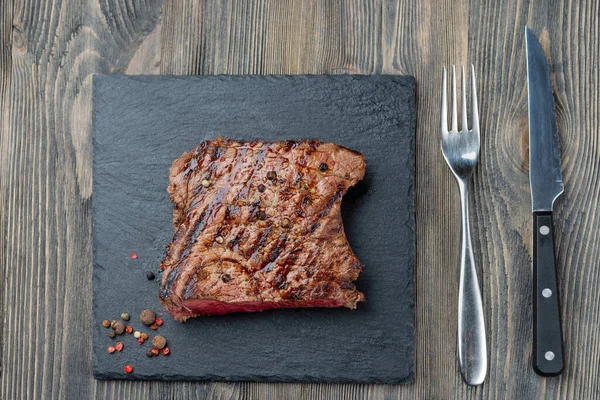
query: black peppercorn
[
  {"left": 258, "top": 184, "right": 266, "bottom": 192},
  {"left": 318, "top": 163, "right": 328, "bottom": 172},
  {"left": 108, "top": 330, "right": 116, "bottom": 339},
  {"left": 146, "top": 349, "right": 154, "bottom": 358},
  {"left": 152, "top": 335, "right": 167, "bottom": 350},
  {"left": 140, "top": 309, "right": 156, "bottom": 326},
  {"left": 256, "top": 211, "right": 267, "bottom": 220},
  {"left": 146, "top": 271, "right": 155, "bottom": 280},
  {"left": 112, "top": 321, "right": 126, "bottom": 335},
  {"left": 266, "top": 171, "right": 277, "bottom": 180}
]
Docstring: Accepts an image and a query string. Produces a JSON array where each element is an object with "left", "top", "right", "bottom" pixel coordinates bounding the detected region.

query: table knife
[{"left": 525, "top": 26, "right": 565, "bottom": 377}]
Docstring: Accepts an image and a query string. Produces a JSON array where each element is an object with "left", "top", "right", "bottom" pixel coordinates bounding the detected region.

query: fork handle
[
  {"left": 533, "top": 212, "right": 564, "bottom": 376},
  {"left": 457, "top": 182, "right": 487, "bottom": 385}
]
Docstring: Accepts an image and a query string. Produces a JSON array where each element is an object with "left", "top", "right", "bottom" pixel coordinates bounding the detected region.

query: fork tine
[
  {"left": 441, "top": 67, "right": 448, "bottom": 134},
  {"left": 471, "top": 64, "right": 480, "bottom": 134},
  {"left": 461, "top": 65, "right": 468, "bottom": 132},
  {"left": 451, "top": 65, "right": 458, "bottom": 132}
]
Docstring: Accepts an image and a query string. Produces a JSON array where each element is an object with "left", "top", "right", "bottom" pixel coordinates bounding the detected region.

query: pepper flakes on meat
[
  {"left": 266, "top": 171, "right": 277, "bottom": 181},
  {"left": 159, "top": 138, "right": 366, "bottom": 320}
]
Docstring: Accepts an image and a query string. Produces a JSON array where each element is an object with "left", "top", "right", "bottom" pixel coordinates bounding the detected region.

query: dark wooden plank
[
  {"left": 1, "top": 0, "right": 600, "bottom": 398},
  {"left": 463, "top": 1, "right": 600, "bottom": 399},
  {"left": 0, "top": 0, "right": 162, "bottom": 398},
  {"left": 0, "top": 0, "right": 13, "bottom": 382}
]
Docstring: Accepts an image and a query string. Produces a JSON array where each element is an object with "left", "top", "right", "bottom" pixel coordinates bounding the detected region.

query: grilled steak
[{"left": 159, "top": 137, "right": 366, "bottom": 320}]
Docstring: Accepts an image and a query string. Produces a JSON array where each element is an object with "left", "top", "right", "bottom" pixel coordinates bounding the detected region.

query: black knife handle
[{"left": 533, "top": 212, "right": 564, "bottom": 376}]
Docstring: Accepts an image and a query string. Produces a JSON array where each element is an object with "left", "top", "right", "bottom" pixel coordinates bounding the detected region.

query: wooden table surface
[{"left": 1, "top": 1, "right": 598, "bottom": 399}]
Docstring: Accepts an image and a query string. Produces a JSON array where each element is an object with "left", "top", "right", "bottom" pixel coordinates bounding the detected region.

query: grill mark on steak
[
  {"left": 245, "top": 225, "right": 272, "bottom": 260},
  {"left": 160, "top": 137, "right": 366, "bottom": 320},
  {"left": 317, "top": 190, "right": 343, "bottom": 219}
]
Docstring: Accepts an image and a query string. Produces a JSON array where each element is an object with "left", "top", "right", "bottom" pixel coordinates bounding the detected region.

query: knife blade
[{"left": 525, "top": 26, "right": 565, "bottom": 377}]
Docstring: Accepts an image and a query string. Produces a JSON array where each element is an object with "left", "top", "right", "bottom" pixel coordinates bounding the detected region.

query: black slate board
[{"left": 92, "top": 74, "right": 416, "bottom": 383}]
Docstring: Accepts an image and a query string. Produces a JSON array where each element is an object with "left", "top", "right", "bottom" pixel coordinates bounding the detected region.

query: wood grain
[
  {"left": 0, "top": 0, "right": 13, "bottom": 382},
  {"left": 1, "top": 0, "right": 599, "bottom": 398}
]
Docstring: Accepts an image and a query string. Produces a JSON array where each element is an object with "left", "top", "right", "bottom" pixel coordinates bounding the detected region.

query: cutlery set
[{"left": 441, "top": 27, "right": 565, "bottom": 385}]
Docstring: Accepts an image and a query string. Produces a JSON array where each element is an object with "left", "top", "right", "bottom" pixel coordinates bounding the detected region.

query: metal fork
[{"left": 440, "top": 65, "right": 487, "bottom": 386}]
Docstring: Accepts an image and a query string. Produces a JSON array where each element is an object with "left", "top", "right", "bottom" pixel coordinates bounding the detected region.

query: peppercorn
[
  {"left": 125, "top": 326, "right": 133, "bottom": 334},
  {"left": 124, "top": 365, "right": 133, "bottom": 374},
  {"left": 318, "top": 163, "right": 328, "bottom": 172},
  {"left": 258, "top": 184, "right": 266, "bottom": 192},
  {"left": 201, "top": 179, "right": 210, "bottom": 188},
  {"left": 152, "top": 335, "right": 167, "bottom": 350},
  {"left": 162, "top": 347, "right": 170, "bottom": 356},
  {"left": 256, "top": 210, "right": 267, "bottom": 220},
  {"left": 146, "top": 349, "right": 154, "bottom": 357},
  {"left": 108, "top": 331, "right": 116, "bottom": 339},
  {"left": 221, "top": 274, "right": 232, "bottom": 283},
  {"left": 138, "top": 338, "right": 145, "bottom": 345},
  {"left": 130, "top": 253, "right": 138, "bottom": 259},
  {"left": 134, "top": 331, "right": 141, "bottom": 339},
  {"left": 121, "top": 313, "right": 130, "bottom": 321},
  {"left": 111, "top": 320, "right": 118, "bottom": 329},
  {"left": 146, "top": 271, "right": 155, "bottom": 280},
  {"left": 159, "top": 264, "right": 165, "bottom": 270},
  {"left": 115, "top": 342, "right": 124, "bottom": 352},
  {"left": 155, "top": 318, "right": 164, "bottom": 326},
  {"left": 112, "top": 321, "right": 125, "bottom": 335},
  {"left": 281, "top": 218, "right": 291, "bottom": 228},
  {"left": 150, "top": 323, "right": 158, "bottom": 330},
  {"left": 102, "top": 320, "right": 111, "bottom": 328},
  {"left": 107, "top": 346, "right": 116, "bottom": 354},
  {"left": 141, "top": 332, "right": 149, "bottom": 340},
  {"left": 266, "top": 171, "right": 277, "bottom": 180},
  {"left": 140, "top": 309, "right": 156, "bottom": 326},
  {"left": 150, "top": 347, "right": 160, "bottom": 356}
]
